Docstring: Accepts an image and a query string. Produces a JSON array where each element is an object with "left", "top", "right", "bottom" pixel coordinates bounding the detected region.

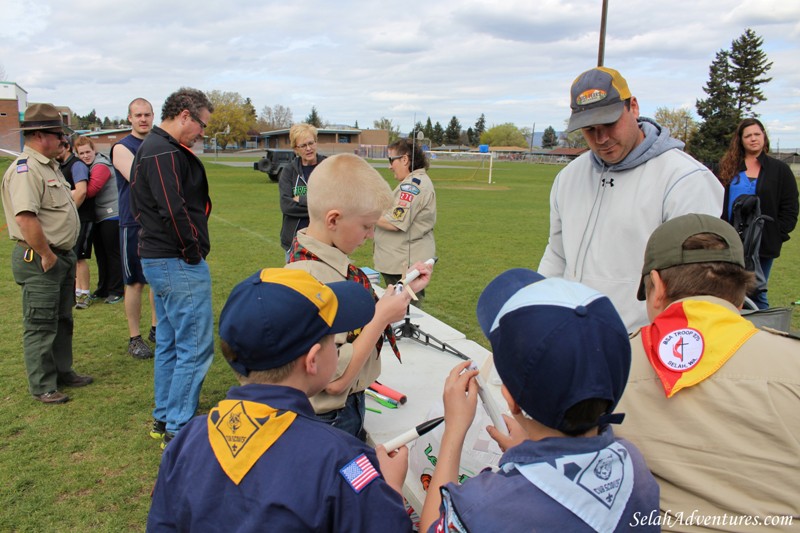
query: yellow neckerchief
[
  {"left": 641, "top": 300, "right": 757, "bottom": 398},
  {"left": 207, "top": 399, "right": 297, "bottom": 485}
]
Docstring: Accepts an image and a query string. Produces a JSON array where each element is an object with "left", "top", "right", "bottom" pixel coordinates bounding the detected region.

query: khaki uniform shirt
[
  {"left": 616, "top": 296, "right": 800, "bottom": 532},
  {"left": 285, "top": 229, "right": 381, "bottom": 414},
  {"left": 1, "top": 146, "right": 79, "bottom": 250},
  {"left": 373, "top": 169, "right": 436, "bottom": 275}
]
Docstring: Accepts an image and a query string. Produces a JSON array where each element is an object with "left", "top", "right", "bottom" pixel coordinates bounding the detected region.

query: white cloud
[{"left": 1, "top": 0, "right": 798, "bottom": 147}]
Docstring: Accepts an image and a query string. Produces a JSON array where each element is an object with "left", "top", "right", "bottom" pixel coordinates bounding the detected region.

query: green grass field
[{"left": 0, "top": 154, "right": 797, "bottom": 530}]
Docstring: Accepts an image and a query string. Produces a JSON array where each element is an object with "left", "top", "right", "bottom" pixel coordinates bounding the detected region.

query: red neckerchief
[{"left": 289, "top": 238, "right": 401, "bottom": 362}]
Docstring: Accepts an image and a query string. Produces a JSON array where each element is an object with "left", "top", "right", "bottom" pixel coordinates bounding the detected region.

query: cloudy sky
[{"left": 3, "top": 0, "right": 800, "bottom": 148}]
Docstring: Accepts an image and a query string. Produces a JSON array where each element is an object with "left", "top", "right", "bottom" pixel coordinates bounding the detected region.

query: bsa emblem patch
[
  {"left": 400, "top": 183, "right": 420, "bottom": 195},
  {"left": 391, "top": 207, "right": 407, "bottom": 221},
  {"left": 577, "top": 89, "right": 607, "bottom": 106},
  {"left": 657, "top": 328, "right": 704, "bottom": 372},
  {"left": 399, "top": 191, "right": 415, "bottom": 203}
]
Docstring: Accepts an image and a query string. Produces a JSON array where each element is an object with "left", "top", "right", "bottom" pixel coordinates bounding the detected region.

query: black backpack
[{"left": 730, "top": 194, "right": 773, "bottom": 298}]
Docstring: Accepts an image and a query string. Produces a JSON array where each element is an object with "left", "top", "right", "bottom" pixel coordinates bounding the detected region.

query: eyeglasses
[
  {"left": 388, "top": 155, "right": 405, "bottom": 163},
  {"left": 296, "top": 141, "right": 316, "bottom": 150},
  {"left": 42, "top": 131, "right": 66, "bottom": 140},
  {"left": 190, "top": 113, "right": 207, "bottom": 129}
]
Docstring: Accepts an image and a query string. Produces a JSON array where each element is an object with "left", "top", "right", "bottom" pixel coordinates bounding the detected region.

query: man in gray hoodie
[{"left": 538, "top": 67, "right": 723, "bottom": 332}]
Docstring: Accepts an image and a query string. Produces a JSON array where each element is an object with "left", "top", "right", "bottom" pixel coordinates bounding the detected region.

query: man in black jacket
[{"left": 130, "top": 87, "right": 215, "bottom": 448}]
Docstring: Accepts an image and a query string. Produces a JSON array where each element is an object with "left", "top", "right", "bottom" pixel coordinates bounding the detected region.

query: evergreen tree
[
  {"left": 412, "top": 121, "right": 424, "bottom": 139},
  {"left": 102, "top": 116, "right": 112, "bottom": 128},
  {"left": 729, "top": 28, "right": 773, "bottom": 117},
  {"left": 432, "top": 122, "right": 444, "bottom": 145},
  {"left": 693, "top": 49, "right": 739, "bottom": 167},
  {"left": 466, "top": 127, "right": 476, "bottom": 146},
  {"left": 542, "top": 126, "right": 558, "bottom": 149},
  {"left": 244, "top": 97, "right": 257, "bottom": 120},
  {"left": 354, "top": 120, "right": 359, "bottom": 128},
  {"left": 474, "top": 113, "right": 486, "bottom": 139},
  {"left": 423, "top": 117, "right": 434, "bottom": 141},
  {"left": 445, "top": 116, "right": 461, "bottom": 145},
  {"left": 305, "top": 106, "right": 323, "bottom": 128}
]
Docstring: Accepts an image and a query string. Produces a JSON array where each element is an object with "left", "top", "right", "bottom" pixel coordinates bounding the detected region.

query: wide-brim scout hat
[{"left": 15, "top": 103, "right": 72, "bottom": 134}]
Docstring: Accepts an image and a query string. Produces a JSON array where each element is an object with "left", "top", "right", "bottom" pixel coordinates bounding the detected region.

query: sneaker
[
  {"left": 57, "top": 372, "right": 94, "bottom": 388},
  {"left": 105, "top": 295, "right": 124, "bottom": 304},
  {"left": 161, "top": 431, "right": 175, "bottom": 450},
  {"left": 148, "top": 325, "right": 157, "bottom": 344},
  {"left": 150, "top": 419, "right": 166, "bottom": 440},
  {"left": 128, "top": 336, "right": 153, "bottom": 360},
  {"left": 33, "top": 390, "right": 70, "bottom": 404},
  {"left": 74, "top": 294, "right": 90, "bottom": 310}
]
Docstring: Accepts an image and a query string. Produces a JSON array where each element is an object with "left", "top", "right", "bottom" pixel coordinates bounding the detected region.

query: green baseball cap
[{"left": 637, "top": 214, "right": 745, "bottom": 301}]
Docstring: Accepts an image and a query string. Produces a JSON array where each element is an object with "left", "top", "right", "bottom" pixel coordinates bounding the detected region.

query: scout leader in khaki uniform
[
  {"left": 374, "top": 139, "right": 436, "bottom": 301},
  {"left": 1, "top": 103, "right": 93, "bottom": 404}
]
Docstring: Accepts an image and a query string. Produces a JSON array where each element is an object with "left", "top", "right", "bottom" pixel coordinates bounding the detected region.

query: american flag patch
[
  {"left": 340, "top": 453, "right": 380, "bottom": 493},
  {"left": 17, "top": 164, "right": 28, "bottom": 173}
]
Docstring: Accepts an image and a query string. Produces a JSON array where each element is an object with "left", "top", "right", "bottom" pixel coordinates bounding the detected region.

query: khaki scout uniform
[
  {"left": 616, "top": 296, "right": 800, "bottom": 532},
  {"left": 285, "top": 230, "right": 380, "bottom": 415},
  {"left": 373, "top": 168, "right": 436, "bottom": 276},
  {"left": 1, "top": 146, "right": 80, "bottom": 395}
]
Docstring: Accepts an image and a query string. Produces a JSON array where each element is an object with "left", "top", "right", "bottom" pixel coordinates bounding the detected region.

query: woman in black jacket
[{"left": 719, "top": 118, "right": 799, "bottom": 308}]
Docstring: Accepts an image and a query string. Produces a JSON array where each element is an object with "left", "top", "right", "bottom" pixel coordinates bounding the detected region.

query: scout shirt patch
[
  {"left": 391, "top": 207, "right": 407, "bottom": 221},
  {"left": 207, "top": 399, "right": 297, "bottom": 485},
  {"left": 400, "top": 183, "right": 420, "bottom": 195},
  {"left": 641, "top": 300, "right": 757, "bottom": 398},
  {"left": 412, "top": 177, "right": 421, "bottom": 185},
  {"left": 16, "top": 159, "right": 28, "bottom": 173},
  {"left": 512, "top": 441, "right": 634, "bottom": 532},
  {"left": 340, "top": 453, "right": 380, "bottom": 493},
  {"left": 399, "top": 191, "right": 415, "bottom": 203}
]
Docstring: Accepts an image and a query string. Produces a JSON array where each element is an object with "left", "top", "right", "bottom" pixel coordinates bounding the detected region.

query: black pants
[{"left": 93, "top": 219, "right": 123, "bottom": 298}]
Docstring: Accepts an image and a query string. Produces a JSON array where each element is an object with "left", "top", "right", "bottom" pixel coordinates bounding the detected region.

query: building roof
[{"left": 258, "top": 127, "right": 362, "bottom": 137}]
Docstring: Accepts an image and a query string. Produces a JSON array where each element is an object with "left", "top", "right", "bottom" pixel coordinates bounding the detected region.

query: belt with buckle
[{"left": 16, "top": 240, "right": 71, "bottom": 255}]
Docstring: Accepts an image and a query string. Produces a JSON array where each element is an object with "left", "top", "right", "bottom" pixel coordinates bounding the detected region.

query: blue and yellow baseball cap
[
  {"left": 567, "top": 67, "right": 632, "bottom": 132},
  {"left": 219, "top": 268, "right": 375, "bottom": 375}
]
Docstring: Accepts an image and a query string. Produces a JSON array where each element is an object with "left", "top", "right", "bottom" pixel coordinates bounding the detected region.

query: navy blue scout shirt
[
  {"left": 429, "top": 427, "right": 659, "bottom": 533},
  {"left": 148, "top": 384, "right": 411, "bottom": 532}
]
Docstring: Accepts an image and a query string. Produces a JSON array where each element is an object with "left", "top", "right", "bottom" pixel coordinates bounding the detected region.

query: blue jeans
[
  {"left": 752, "top": 256, "right": 775, "bottom": 310},
  {"left": 142, "top": 258, "right": 214, "bottom": 434},
  {"left": 316, "top": 391, "right": 367, "bottom": 441}
]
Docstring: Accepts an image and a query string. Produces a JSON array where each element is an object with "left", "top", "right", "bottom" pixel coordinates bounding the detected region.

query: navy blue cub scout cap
[
  {"left": 477, "top": 269, "right": 631, "bottom": 432},
  {"left": 219, "top": 268, "right": 375, "bottom": 376}
]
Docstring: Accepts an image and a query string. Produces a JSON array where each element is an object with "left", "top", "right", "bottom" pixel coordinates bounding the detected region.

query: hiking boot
[
  {"left": 34, "top": 390, "right": 70, "bottom": 404},
  {"left": 161, "top": 431, "right": 175, "bottom": 450},
  {"left": 105, "top": 295, "right": 124, "bottom": 304},
  {"left": 148, "top": 326, "right": 157, "bottom": 344},
  {"left": 57, "top": 372, "right": 94, "bottom": 388},
  {"left": 74, "top": 294, "right": 90, "bottom": 309},
  {"left": 150, "top": 419, "right": 166, "bottom": 440},
  {"left": 128, "top": 336, "right": 153, "bottom": 360}
]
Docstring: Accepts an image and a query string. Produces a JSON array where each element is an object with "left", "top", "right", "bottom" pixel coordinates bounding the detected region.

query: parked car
[{"left": 253, "top": 149, "right": 295, "bottom": 182}]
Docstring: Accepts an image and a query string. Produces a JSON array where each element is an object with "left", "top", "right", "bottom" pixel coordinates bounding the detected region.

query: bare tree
[{"left": 258, "top": 104, "right": 294, "bottom": 131}]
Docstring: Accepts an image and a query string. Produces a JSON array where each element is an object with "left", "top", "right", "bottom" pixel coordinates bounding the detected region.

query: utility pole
[{"left": 598, "top": 0, "right": 609, "bottom": 67}]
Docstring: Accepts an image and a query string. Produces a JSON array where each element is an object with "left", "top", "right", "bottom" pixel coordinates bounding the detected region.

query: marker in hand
[
  {"left": 381, "top": 417, "right": 445, "bottom": 452},
  {"left": 395, "top": 257, "right": 438, "bottom": 295},
  {"left": 468, "top": 361, "right": 509, "bottom": 436}
]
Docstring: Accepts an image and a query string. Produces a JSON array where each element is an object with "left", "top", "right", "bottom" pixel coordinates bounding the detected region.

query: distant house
[
  {"left": 82, "top": 128, "right": 133, "bottom": 155},
  {"left": 256, "top": 127, "right": 389, "bottom": 157}
]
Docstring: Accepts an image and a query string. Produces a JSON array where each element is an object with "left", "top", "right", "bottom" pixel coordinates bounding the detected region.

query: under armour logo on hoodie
[{"left": 601, "top": 178, "right": 614, "bottom": 187}]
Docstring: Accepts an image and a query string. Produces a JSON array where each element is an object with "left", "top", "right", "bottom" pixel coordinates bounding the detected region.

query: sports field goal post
[{"left": 426, "top": 151, "right": 494, "bottom": 184}]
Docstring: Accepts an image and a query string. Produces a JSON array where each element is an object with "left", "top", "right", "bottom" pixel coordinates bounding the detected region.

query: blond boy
[{"left": 285, "top": 153, "right": 432, "bottom": 439}]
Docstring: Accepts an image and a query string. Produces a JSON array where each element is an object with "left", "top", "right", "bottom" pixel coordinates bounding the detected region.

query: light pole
[{"left": 214, "top": 124, "right": 230, "bottom": 161}]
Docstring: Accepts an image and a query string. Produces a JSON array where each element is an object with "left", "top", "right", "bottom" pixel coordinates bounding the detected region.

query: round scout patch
[{"left": 657, "top": 328, "right": 704, "bottom": 372}]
